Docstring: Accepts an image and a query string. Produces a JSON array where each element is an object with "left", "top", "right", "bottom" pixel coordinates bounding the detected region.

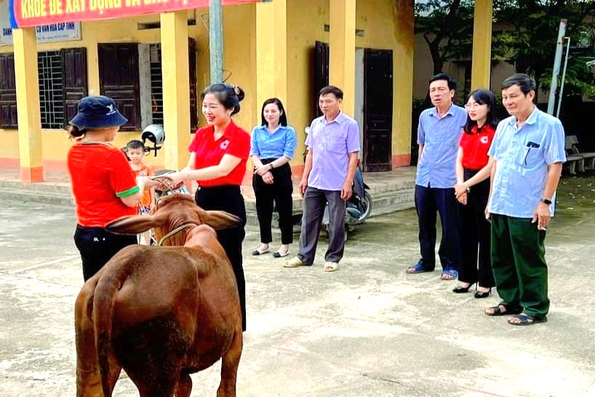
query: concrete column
[
  {"left": 329, "top": 0, "right": 356, "bottom": 117},
  {"left": 13, "top": 28, "right": 43, "bottom": 183},
  {"left": 471, "top": 0, "right": 493, "bottom": 90},
  {"left": 255, "top": 0, "right": 288, "bottom": 109},
  {"left": 160, "top": 11, "right": 191, "bottom": 171},
  {"left": 391, "top": 0, "right": 415, "bottom": 167}
]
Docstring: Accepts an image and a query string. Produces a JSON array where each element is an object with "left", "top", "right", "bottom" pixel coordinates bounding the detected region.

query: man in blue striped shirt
[
  {"left": 407, "top": 73, "right": 467, "bottom": 280},
  {"left": 485, "top": 73, "right": 566, "bottom": 326}
]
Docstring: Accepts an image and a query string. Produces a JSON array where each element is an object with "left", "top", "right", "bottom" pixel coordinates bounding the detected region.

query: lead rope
[{"left": 157, "top": 223, "right": 197, "bottom": 246}]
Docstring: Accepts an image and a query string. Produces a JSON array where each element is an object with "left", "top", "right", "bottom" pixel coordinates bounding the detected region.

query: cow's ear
[
  {"left": 106, "top": 214, "right": 160, "bottom": 234},
  {"left": 200, "top": 210, "right": 241, "bottom": 230}
]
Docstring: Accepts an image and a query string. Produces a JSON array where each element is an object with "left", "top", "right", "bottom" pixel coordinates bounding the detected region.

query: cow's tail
[{"left": 93, "top": 268, "right": 126, "bottom": 397}]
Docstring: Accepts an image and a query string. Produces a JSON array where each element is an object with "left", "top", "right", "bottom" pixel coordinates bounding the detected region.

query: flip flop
[
  {"left": 406, "top": 263, "right": 433, "bottom": 274},
  {"left": 440, "top": 269, "right": 458, "bottom": 280},
  {"left": 507, "top": 313, "right": 547, "bottom": 326}
]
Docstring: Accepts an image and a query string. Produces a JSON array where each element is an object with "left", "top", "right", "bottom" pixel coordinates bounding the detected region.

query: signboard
[
  {"left": 8, "top": 0, "right": 267, "bottom": 29},
  {"left": 1, "top": 0, "right": 81, "bottom": 43},
  {"left": 1, "top": 23, "right": 81, "bottom": 44}
]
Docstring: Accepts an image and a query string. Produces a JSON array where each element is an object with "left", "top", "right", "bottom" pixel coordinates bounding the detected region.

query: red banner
[{"left": 9, "top": 0, "right": 266, "bottom": 28}]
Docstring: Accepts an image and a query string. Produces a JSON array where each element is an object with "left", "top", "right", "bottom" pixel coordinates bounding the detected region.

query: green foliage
[
  {"left": 493, "top": 0, "right": 595, "bottom": 93},
  {"left": 414, "top": 0, "right": 595, "bottom": 98},
  {"left": 414, "top": 0, "right": 476, "bottom": 73}
]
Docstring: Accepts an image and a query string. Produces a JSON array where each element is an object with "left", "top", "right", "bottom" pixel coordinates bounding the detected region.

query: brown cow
[{"left": 74, "top": 193, "right": 243, "bottom": 397}]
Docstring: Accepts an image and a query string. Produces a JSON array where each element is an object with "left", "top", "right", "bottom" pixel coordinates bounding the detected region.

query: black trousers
[
  {"left": 252, "top": 160, "right": 294, "bottom": 245},
  {"left": 414, "top": 184, "right": 460, "bottom": 271},
  {"left": 74, "top": 225, "right": 137, "bottom": 281},
  {"left": 458, "top": 170, "right": 495, "bottom": 288},
  {"left": 195, "top": 185, "right": 247, "bottom": 331}
]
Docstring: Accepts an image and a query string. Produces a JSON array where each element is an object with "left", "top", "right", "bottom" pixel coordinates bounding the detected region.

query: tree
[
  {"left": 494, "top": 0, "right": 595, "bottom": 98},
  {"left": 414, "top": 0, "right": 595, "bottom": 98},
  {"left": 414, "top": 0, "right": 475, "bottom": 75}
]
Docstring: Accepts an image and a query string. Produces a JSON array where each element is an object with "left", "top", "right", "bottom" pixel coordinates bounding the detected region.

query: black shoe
[
  {"left": 474, "top": 289, "right": 491, "bottom": 299},
  {"left": 452, "top": 284, "right": 474, "bottom": 293}
]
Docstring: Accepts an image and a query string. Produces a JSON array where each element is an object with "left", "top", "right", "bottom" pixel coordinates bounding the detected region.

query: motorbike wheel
[{"left": 358, "top": 191, "right": 373, "bottom": 222}]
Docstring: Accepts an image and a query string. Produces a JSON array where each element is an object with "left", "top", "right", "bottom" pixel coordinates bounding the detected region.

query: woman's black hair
[
  {"left": 67, "top": 125, "right": 86, "bottom": 139},
  {"left": 260, "top": 98, "right": 288, "bottom": 127},
  {"left": 463, "top": 89, "right": 499, "bottom": 134},
  {"left": 201, "top": 83, "right": 245, "bottom": 115}
]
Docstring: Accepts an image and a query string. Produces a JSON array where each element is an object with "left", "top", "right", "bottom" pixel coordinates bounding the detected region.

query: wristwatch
[{"left": 540, "top": 197, "right": 552, "bottom": 205}]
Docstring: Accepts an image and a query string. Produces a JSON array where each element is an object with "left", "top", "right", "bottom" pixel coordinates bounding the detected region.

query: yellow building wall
[
  {"left": 0, "top": 5, "right": 256, "bottom": 172},
  {"left": 285, "top": 0, "right": 413, "bottom": 168},
  {"left": 0, "top": 0, "right": 414, "bottom": 174}
]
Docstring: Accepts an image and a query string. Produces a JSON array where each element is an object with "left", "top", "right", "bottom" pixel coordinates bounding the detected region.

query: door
[
  {"left": 312, "top": 41, "right": 329, "bottom": 119},
  {"left": 98, "top": 44, "right": 141, "bottom": 131},
  {"left": 363, "top": 49, "right": 393, "bottom": 172},
  {"left": 62, "top": 48, "right": 88, "bottom": 124}
]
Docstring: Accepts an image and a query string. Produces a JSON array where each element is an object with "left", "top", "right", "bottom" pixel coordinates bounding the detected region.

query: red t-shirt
[
  {"left": 68, "top": 142, "right": 139, "bottom": 227},
  {"left": 459, "top": 124, "right": 496, "bottom": 171},
  {"left": 188, "top": 121, "right": 250, "bottom": 187}
]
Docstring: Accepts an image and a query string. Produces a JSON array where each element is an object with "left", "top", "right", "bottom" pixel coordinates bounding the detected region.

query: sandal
[
  {"left": 324, "top": 261, "right": 338, "bottom": 272},
  {"left": 508, "top": 313, "right": 547, "bottom": 326},
  {"left": 485, "top": 304, "right": 523, "bottom": 316},
  {"left": 406, "top": 263, "right": 434, "bottom": 274},
  {"left": 440, "top": 269, "right": 458, "bottom": 280}
]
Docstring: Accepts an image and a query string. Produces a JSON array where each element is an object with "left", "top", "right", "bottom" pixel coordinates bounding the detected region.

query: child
[{"left": 127, "top": 140, "right": 156, "bottom": 244}]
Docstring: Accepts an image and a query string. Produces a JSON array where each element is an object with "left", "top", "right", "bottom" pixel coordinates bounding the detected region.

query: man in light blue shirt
[
  {"left": 407, "top": 73, "right": 467, "bottom": 280},
  {"left": 485, "top": 73, "right": 566, "bottom": 326},
  {"left": 284, "top": 86, "right": 360, "bottom": 272}
]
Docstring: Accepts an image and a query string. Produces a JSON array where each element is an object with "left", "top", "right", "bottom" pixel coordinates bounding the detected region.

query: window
[
  {"left": 147, "top": 40, "right": 198, "bottom": 131},
  {"left": 98, "top": 41, "right": 198, "bottom": 133},
  {"left": 38, "top": 51, "right": 64, "bottom": 129},
  {"left": 0, "top": 54, "right": 17, "bottom": 128},
  {"left": 149, "top": 44, "right": 164, "bottom": 126},
  {"left": 0, "top": 48, "right": 87, "bottom": 129},
  {"left": 98, "top": 43, "right": 141, "bottom": 131}
]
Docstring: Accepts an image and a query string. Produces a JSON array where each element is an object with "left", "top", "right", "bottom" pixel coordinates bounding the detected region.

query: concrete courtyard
[{"left": 0, "top": 173, "right": 594, "bottom": 396}]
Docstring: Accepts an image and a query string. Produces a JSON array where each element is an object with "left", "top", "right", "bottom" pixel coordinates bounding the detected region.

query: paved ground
[{"left": 0, "top": 173, "right": 594, "bottom": 396}]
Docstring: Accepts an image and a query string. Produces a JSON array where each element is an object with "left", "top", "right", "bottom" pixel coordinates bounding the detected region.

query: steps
[
  {"left": 0, "top": 180, "right": 74, "bottom": 207},
  {"left": 0, "top": 170, "right": 417, "bottom": 220}
]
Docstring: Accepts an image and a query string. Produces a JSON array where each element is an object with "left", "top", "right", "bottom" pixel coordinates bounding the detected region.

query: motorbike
[
  {"left": 321, "top": 161, "right": 372, "bottom": 239},
  {"left": 303, "top": 127, "right": 373, "bottom": 239}
]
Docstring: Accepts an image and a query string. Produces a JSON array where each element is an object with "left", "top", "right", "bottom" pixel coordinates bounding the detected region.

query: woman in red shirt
[
  {"left": 67, "top": 96, "right": 150, "bottom": 281},
  {"left": 167, "top": 83, "right": 250, "bottom": 331},
  {"left": 452, "top": 89, "right": 499, "bottom": 298}
]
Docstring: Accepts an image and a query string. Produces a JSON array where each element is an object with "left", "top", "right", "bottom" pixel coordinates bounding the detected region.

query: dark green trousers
[{"left": 491, "top": 214, "right": 549, "bottom": 318}]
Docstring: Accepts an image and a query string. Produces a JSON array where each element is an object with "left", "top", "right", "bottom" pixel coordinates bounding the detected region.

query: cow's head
[{"left": 106, "top": 193, "right": 241, "bottom": 245}]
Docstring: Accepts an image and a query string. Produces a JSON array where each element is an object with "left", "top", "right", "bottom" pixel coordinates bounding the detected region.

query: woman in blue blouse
[{"left": 250, "top": 98, "right": 297, "bottom": 258}]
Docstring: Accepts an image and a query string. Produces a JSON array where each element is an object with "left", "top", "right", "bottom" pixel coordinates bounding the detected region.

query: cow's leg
[
  {"left": 75, "top": 286, "right": 103, "bottom": 397},
  {"left": 217, "top": 331, "right": 243, "bottom": 397},
  {"left": 174, "top": 373, "right": 193, "bottom": 397}
]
